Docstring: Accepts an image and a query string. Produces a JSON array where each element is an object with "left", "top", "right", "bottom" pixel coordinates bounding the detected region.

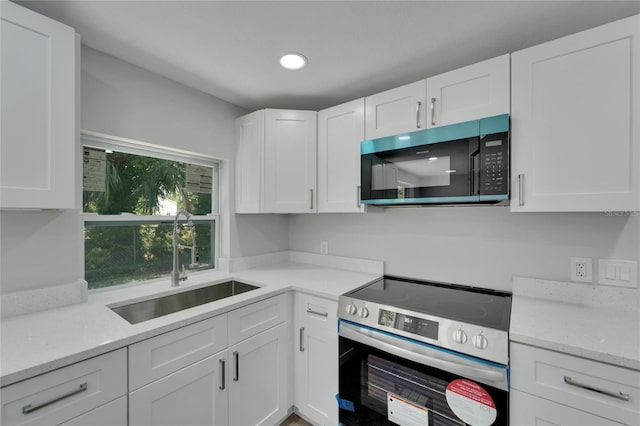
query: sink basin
[{"left": 110, "top": 280, "right": 259, "bottom": 324}]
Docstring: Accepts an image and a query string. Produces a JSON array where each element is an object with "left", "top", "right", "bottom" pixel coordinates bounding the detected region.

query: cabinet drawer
[
  {"left": 228, "top": 293, "right": 289, "bottom": 346},
  {"left": 129, "top": 314, "right": 227, "bottom": 390},
  {"left": 510, "top": 389, "right": 624, "bottom": 426},
  {"left": 295, "top": 292, "right": 338, "bottom": 329},
  {"left": 1, "top": 349, "right": 126, "bottom": 426},
  {"left": 60, "top": 396, "right": 127, "bottom": 426},
  {"left": 510, "top": 343, "right": 640, "bottom": 425}
]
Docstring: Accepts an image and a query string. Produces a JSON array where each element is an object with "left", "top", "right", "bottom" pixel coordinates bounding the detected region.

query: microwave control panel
[{"left": 480, "top": 134, "right": 508, "bottom": 195}]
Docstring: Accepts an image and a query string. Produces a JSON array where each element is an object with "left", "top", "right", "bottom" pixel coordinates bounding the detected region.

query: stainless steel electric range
[{"left": 337, "top": 276, "right": 512, "bottom": 426}]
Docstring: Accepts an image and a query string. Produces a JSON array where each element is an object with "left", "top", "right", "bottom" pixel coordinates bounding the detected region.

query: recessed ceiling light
[{"left": 280, "top": 53, "right": 307, "bottom": 70}]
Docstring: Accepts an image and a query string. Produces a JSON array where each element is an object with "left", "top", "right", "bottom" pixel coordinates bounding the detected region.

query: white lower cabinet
[
  {"left": 228, "top": 323, "right": 290, "bottom": 426},
  {"left": 1, "top": 349, "right": 127, "bottom": 426},
  {"left": 510, "top": 342, "right": 640, "bottom": 426},
  {"left": 293, "top": 293, "right": 339, "bottom": 426},
  {"left": 60, "top": 397, "right": 127, "bottom": 426},
  {"left": 511, "top": 389, "right": 624, "bottom": 426},
  {"left": 128, "top": 293, "right": 291, "bottom": 426},
  {"left": 129, "top": 353, "right": 227, "bottom": 426}
]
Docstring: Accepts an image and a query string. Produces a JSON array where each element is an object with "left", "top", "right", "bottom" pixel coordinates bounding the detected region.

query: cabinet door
[
  {"left": 317, "top": 98, "right": 366, "bottom": 213},
  {"left": 510, "top": 389, "right": 625, "bottom": 426},
  {"left": 129, "top": 353, "right": 228, "bottom": 426},
  {"left": 60, "top": 396, "right": 126, "bottom": 426},
  {"left": 264, "top": 109, "right": 317, "bottom": 213},
  {"left": 235, "top": 110, "right": 264, "bottom": 213},
  {"left": 365, "top": 80, "right": 426, "bottom": 140},
  {"left": 0, "top": 1, "right": 76, "bottom": 209},
  {"left": 228, "top": 323, "right": 290, "bottom": 426},
  {"left": 293, "top": 293, "right": 339, "bottom": 426},
  {"left": 426, "top": 54, "right": 509, "bottom": 128},
  {"left": 511, "top": 15, "right": 640, "bottom": 212}
]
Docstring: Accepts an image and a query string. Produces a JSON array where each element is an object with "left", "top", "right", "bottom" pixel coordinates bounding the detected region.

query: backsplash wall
[{"left": 288, "top": 207, "right": 639, "bottom": 292}]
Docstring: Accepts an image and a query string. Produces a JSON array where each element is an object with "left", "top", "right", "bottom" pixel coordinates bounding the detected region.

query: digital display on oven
[{"left": 378, "top": 309, "right": 439, "bottom": 340}]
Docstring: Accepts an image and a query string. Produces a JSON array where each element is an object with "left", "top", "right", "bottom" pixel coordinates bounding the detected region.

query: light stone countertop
[
  {"left": 0, "top": 252, "right": 382, "bottom": 387},
  {"left": 510, "top": 276, "right": 640, "bottom": 371}
]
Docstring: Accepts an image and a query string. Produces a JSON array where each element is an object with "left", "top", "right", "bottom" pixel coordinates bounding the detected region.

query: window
[{"left": 81, "top": 133, "right": 219, "bottom": 290}]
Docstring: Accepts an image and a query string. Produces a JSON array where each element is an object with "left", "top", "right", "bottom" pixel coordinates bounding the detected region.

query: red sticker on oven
[{"left": 445, "top": 379, "right": 497, "bottom": 426}]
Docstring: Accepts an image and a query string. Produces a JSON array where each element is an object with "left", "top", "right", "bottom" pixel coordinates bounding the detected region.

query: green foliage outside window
[{"left": 84, "top": 150, "right": 216, "bottom": 289}]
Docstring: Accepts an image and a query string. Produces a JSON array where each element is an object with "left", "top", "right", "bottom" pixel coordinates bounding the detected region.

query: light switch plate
[{"left": 598, "top": 259, "right": 638, "bottom": 288}]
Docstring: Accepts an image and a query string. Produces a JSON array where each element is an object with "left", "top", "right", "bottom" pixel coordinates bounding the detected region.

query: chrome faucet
[{"left": 171, "top": 209, "right": 198, "bottom": 287}]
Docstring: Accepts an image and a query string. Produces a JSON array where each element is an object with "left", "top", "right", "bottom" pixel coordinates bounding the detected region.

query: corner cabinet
[
  {"left": 317, "top": 99, "right": 366, "bottom": 213},
  {"left": 426, "top": 54, "right": 510, "bottom": 129},
  {"left": 0, "top": 1, "right": 77, "bottom": 209},
  {"left": 511, "top": 15, "right": 640, "bottom": 212},
  {"left": 293, "top": 293, "right": 339, "bottom": 426},
  {"left": 235, "top": 109, "right": 317, "bottom": 214}
]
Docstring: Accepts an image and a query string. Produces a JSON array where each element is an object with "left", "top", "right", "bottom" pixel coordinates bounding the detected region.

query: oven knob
[
  {"left": 472, "top": 333, "right": 489, "bottom": 350},
  {"left": 345, "top": 303, "right": 358, "bottom": 316},
  {"left": 453, "top": 328, "right": 468, "bottom": 344},
  {"left": 358, "top": 307, "right": 370, "bottom": 318}
]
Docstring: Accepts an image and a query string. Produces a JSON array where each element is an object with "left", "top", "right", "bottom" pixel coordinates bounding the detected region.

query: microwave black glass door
[{"left": 361, "top": 137, "right": 479, "bottom": 202}]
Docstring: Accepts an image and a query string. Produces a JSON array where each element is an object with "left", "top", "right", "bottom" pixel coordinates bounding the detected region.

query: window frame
[{"left": 80, "top": 131, "right": 221, "bottom": 289}]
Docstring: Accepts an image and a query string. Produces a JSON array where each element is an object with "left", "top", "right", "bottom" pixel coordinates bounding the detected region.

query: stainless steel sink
[{"left": 110, "top": 280, "right": 259, "bottom": 324}]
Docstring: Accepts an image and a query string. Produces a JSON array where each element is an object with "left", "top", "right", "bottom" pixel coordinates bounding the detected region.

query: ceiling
[{"left": 16, "top": 1, "right": 640, "bottom": 111}]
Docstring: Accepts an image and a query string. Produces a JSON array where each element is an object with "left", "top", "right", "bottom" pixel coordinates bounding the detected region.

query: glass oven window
[{"left": 339, "top": 337, "right": 508, "bottom": 426}]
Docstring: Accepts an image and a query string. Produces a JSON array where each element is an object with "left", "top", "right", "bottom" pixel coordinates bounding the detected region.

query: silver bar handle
[
  {"left": 430, "top": 97, "right": 436, "bottom": 126},
  {"left": 357, "top": 185, "right": 361, "bottom": 209},
  {"left": 563, "top": 376, "right": 630, "bottom": 401},
  {"left": 219, "top": 358, "right": 226, "bottom": 390},
  {"left": 416, "top": 101, "right": 422, "bottom": 128},
  {"left": 233, "top": 351, "right": 239, "bottom": 382},
  {"left": 310, "top": 189, "right": 314, "bottom": 210},
  {"left": 299, "top": 327, "right": 305, "bottom": 352},
  {"left": 518, "top": 174, "right": 524, "bottom": 206},
  {"left": 23, "top": 382, "right": 88, "bottom": 414},
  {"left": 307, "top": 307, "right": 329, "bottom": 317}
]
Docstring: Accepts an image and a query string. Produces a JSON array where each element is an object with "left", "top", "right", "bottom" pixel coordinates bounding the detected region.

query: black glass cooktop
[{"left": 347, "top": 276, "right": 512, "bottom": 331}]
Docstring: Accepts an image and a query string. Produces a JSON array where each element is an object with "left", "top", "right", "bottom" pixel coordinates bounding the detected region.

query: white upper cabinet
[
  {"left": 264, "top": 109, "right": 317, "bottom": 213},
  {"left": 317, "top": 98, "right": 366, "bottom": 213},
  {"left": 235, "top": 109, "right": 317, "bottom": 214},
  {"left": 0, "top": 2, "right": 76, "bottom": 209},
  {"left": 511, "top": 15, "right": 640, "bottom": 212},
  {"left": 426, "top": 54, "right": 510, "bottom": 128},
  {"left": 365, "top": 80, "right": 426, "bottom": 140},
  {"left": 235, "top": 110, "right": 264, "bottom": 213}
]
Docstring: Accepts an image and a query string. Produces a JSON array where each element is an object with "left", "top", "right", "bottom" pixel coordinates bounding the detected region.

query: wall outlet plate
[
  {"left": 320, "top": 241, "right": 329, "bottom": 255},
  {"left": 598, "top": 259, "right": 638, "bottom": 288},
  {"left": 570, "top": 257, "right": 592, "bottom": 282}
]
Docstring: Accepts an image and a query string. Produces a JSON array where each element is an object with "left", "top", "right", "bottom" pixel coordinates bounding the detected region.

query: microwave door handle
[{"left": 470, "top": 150, "right": 480, "bottom": 196}]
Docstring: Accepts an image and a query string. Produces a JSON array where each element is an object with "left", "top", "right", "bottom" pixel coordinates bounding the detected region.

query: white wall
[
  {"left": 288, "top": 208, "right": 640, "bottom": 292},
  {"left": 0, "top": 46, "right": 289, "bottom": 293}
]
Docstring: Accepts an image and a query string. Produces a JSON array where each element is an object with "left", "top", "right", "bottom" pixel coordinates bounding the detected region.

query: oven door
[{"left": 338, "top": 321, "right": 509, "bottom": 426}]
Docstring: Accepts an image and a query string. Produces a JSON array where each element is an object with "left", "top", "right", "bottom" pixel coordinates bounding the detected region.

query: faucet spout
[{"left": 172, "top": 209, "right": 197, "bottom": 287}]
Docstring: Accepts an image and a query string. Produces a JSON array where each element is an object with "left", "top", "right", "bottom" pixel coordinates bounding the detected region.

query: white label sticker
[
  {"left": 83, "top": 148, "right": 107, "bottom": 192},
  {"left": 445, "top": 379, "right": 497, "bottom": 426},
  {"left": 185, "top": 164, "right": 213, "bottom": 194},
  {"left": 387, "top": 393, "right": 429, "bottom": 426}
]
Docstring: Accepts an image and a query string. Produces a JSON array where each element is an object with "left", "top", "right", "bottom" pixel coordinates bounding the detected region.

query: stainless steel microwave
[{"left": 360, "top": 114, "right": 509, "bottom": 206}]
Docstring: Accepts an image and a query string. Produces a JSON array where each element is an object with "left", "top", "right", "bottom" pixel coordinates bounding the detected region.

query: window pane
[
  {"left": 83, "top": 148, "right": 215, "bottom": 216},
  {"left": 85, "top": 221, "right": 214, "bottom": 290}
]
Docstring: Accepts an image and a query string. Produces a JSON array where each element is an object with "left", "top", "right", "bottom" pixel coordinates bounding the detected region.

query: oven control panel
[{"left": 339, "top": 297, "right": 509, "bottom": 365}]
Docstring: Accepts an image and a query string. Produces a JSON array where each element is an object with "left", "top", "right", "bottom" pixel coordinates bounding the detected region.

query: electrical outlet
[
  {"left": 570, "top": 257, "right": 592, "bottom": 282},
  {"left": 320, "top": 241, "right": 329, "bottom": 255}
]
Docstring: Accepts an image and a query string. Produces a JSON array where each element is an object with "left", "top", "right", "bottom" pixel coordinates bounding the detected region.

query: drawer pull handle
[
  {"left": 307, "top": 307, "right": 328, "bottom": 317},
  {"left": 563, "top": 376, "right": 630, "bottom": 401},
  {"left": 22, "top": 382, "right": 88, "bottom": 414}
]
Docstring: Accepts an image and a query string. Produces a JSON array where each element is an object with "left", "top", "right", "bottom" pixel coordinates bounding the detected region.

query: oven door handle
[{"left": 340, "top": 322, "right": 508, "bottom": 391}]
